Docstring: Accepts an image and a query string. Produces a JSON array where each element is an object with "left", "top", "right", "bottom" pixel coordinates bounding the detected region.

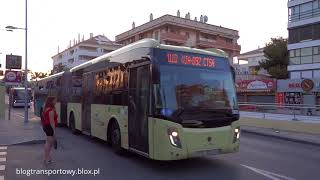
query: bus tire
[
  {"left": 69, "top": 113, "right": 78, "bottom": 135},
  {"left": 110, "top": 121, "right": 123, "bottom": 154}
]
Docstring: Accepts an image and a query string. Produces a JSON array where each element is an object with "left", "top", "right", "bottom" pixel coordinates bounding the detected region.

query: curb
[
  {"left": 0, "top": 139, "right": 45, "bottom": 146},
  {"left": 242, "top": 129, "right": 320, "bottom": 147}
]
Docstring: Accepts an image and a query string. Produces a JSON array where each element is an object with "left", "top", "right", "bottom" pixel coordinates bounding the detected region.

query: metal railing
[{"left": 238, "top": 102, "right": 320, "bottom": 121}]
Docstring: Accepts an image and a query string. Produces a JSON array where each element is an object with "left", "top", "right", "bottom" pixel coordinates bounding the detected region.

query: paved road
[
  {"left": 2, "top": 100, "right": 320, "bottom": 180},
  {"left": 3, "top": 127, "right": 320, "bottom": 180}
]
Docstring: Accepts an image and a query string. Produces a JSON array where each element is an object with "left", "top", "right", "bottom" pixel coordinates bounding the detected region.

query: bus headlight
[
  {"left": 233, "top": 127, "right": 240, "bottom": 143},
  {"left": 167, "top": 128, "right": 182, "bottom": 148}
]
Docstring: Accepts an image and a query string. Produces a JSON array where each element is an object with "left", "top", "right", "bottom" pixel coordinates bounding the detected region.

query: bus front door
[{"left": 128, "top": 64, "right": 150, "bottom": 154}]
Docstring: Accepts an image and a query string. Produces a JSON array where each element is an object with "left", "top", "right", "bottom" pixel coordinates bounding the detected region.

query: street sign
[
  {"left": 4, "top": 70, "right": 22, "bottom": 84},
  {"left": 6, "top": 55, "right": 22, "bottom": 69}
]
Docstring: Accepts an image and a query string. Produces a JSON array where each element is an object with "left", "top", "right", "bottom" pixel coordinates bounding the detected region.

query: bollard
[
  {"left": 0, "top": 83, "right": 5, "bottom": 120},
  {"left": 292, "top": 107, "right": 298, "bottom": 121}
]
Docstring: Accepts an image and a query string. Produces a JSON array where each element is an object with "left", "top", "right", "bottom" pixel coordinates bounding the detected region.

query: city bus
[
  {"left": 34, "top": 39, "right": 240, "bottom": 160},
  {"left": 33, "top": 71, "right": 70, "bottom": 125}
]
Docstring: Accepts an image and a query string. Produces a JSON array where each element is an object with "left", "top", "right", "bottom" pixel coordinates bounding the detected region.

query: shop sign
[
  {"left": 278, "top": 79, "right": 320, "bottom": 92},
  {"left": 301, "top": 79, "right": 314, "bottom": 92},
  {"left": 4, "top": 70, "right": 22, "bottom": 83},
  {"left": 236, "top": 79, "right": 275, "bottom": 92},
  {"left": 275, "top": 92, "right": 285, "bottom": 105}
]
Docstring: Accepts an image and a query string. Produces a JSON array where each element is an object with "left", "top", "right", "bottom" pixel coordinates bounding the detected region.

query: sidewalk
[
  {"left": 0, "top": 113, "right": 45, "bottom": 146},
  {"left": 242, "top": 125, "right": 320, "bottom": 146}
]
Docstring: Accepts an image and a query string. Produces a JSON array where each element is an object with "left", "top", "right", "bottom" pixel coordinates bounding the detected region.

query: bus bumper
[{"left": 150, "top": 118, "right": 240, "bottom": 160}]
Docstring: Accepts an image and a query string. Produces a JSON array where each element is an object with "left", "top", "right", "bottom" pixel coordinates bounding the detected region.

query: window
[
  {"left": 314, "top": 54, "right": 320, "bottom": 63},
  {"left": 225, "top": 38, "right": 233, "bottom": 43},
  {"left": 313, "top": 70, "right": 320, "bottom": 78},
  {"left": 300, "top": 25, "right": 313, "bottom": 41},
  {"left": 289, "top": 29, "right": 300, "bottom": 43},
  {"left": 185, "top": 32, "right": 190, "bottom": 38},
  {"left": 290, "top": 57, "right": 300, "bottom": 64},
  {"left": 300, "top": 2, "right": 312, "bottom": 13},
  {"left": 314, "top": 0, "right": 319, "bottom": 9},
  {"left": 314, "top": 24, "right": 320, "bottom": 39},
  {"left": 301, "top": 70, "right": 313, "bottom": 78},
  {"left": 290, "top": 71, "right": 301, "bottom": 79},
  {"left": 295, "top": 49, "right": 300, "bottom": 56},
  {"left": 290, "top": 50, "right": 295, "bottom": 57},
  {"left": 154, "top": 31, "right": 159, "bottom": 40},
  {"left": 301, "top": 47, "right": 313, "bottom": 56},
  {"left": 314, "top": 46, "right": 319, "bottom": 55}
]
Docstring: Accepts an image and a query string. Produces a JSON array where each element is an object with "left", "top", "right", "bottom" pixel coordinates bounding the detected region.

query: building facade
[
  {"left": 52, "top": 34, "right": 122, "bottom": 72},
  {"left": 115, "top": 13, "right": 241, "bottom": 63},
  {"left": 288, "top": 0, "right": 320, "bottom": 79},
  {"left": 235, "top": 48, "right": 269, "bottom": 76}
]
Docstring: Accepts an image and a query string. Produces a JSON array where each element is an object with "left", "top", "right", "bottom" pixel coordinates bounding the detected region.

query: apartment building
[
  {"left": 288, "top": 0, "right": 320, "bottom": 79},
  {"left": 115, "top": 12, "right": 241, "bottom": 63},
  {"left": 52, "top": 34, "right": 122, "bottom": 72},
  {"left": 235, "top": 47, "right": 269, "bottom": 76}
]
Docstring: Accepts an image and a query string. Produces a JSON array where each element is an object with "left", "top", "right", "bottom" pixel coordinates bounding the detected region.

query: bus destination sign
[{"left": 165, "top": 53, "right": 216, "bottom": 68}]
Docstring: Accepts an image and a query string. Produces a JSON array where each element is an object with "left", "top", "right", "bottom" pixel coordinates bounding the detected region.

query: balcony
[
  {"left": 197, "top": 39, "right": 241, "bottom": 51},
  {"left": 289, "top": 8, "right": 320, "bottom": 23},
  {"left": 160, "top": 32, "right": 188, "bottom": 44}
]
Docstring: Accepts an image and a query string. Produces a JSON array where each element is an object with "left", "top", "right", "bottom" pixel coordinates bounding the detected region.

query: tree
[
  {"left": 259, "top": 37, "right": 289, "bottom": 79},
  {"left": 31, "top": 72, "right": 48, "bottom": 80},
  {"left": 53, "top": 64, "right": 69, "bottom": 74}
]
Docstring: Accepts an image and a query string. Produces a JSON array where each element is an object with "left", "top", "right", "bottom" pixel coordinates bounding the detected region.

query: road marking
[
  {"left": 241, "top": 164, "right": 296, "bottom": 180},
  {"left": 0, "top": 176, "right": 4, "bottom": 180},
  {"left": 0, "top": 158, "right": 6, "bottom": 162},
  {"left": 0, "top": 147, "right": 6, "bottom": 150},
  {"left": 0, "top": 152, "right": 6, "bottom": 156},
  {"left": 0, "top": 165, "right": 5, "bottom": 171}
]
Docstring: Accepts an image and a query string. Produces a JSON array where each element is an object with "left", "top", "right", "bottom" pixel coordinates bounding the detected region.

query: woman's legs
[{"left": 44, "top": 136, "right": 54, "bottom": 162}]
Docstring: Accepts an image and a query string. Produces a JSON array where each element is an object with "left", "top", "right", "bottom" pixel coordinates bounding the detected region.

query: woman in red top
[{"left": 42, "top": 96, "right": 58, "bottom": 164}]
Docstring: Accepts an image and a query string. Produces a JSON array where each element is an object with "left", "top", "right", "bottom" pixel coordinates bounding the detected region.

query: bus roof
[
  {"left": 37, "top": 71, "right": 65, "bottom": 82},
  {"left": 70, "top": 38, "right": 228, "bottom": 72}
]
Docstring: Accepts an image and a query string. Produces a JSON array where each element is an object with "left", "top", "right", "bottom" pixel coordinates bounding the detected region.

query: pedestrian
[{"left": 41, "top": 96, "right": 58, "bottom": 165}]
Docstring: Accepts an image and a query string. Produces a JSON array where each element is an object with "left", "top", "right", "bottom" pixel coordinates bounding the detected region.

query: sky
[{"left": 0, "top": 0, "right": 288, "bottom": 73}]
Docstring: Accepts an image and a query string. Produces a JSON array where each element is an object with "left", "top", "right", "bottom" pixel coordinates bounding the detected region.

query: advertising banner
[
  {"left": 4, "top": 70, "right": 22, "bottom": 85},
  {"left": 6, "top": 55, "right": 22, "bottom": 69}
]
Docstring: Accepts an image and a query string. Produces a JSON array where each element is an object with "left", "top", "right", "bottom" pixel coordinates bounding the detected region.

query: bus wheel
[
  {"left": 69, "top": 113, "right": 77, "bottom": 135},
  {"left": 110, "top": 122, "right": 123, "bottom": 153}
]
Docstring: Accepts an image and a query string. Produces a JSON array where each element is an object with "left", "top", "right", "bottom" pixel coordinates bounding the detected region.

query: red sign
[
  {"left": 236, "top": 79, "right": 276, "bottom": 92},
  {"left": 4, "top": 70, "right": 22, "bottom": 83},
  {"left": 275, "top": 92, "right": 285, "bottom": 105}
]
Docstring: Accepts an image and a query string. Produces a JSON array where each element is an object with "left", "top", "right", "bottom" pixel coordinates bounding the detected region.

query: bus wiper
[
  {"left": 196, "top": 107, "right": 234, "bottom": 116},
  {"left": 181, "top": 120, "right": 204, "bottom": 126},
  {"left": 171, "top": 108, "right": 185, "bottom": 123}
]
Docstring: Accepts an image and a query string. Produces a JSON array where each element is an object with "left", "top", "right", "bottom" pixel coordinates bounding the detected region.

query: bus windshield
[{"left": 154, "top": 65, "right": 238, "bottom": 124}]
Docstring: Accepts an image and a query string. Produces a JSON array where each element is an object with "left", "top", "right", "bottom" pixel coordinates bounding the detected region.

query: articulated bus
[{"left": 34, "top": 39, "right": 240, "bottom": 160}]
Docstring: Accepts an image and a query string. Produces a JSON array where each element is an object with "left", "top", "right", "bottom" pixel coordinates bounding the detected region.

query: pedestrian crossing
[{"left": 0, "top": 146, "right": 7, "bottom": 180}]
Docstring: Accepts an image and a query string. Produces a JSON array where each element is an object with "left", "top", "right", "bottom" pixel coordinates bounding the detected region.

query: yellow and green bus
[{"left": 35, "top": 39, "right": 240, "bottom": 160}]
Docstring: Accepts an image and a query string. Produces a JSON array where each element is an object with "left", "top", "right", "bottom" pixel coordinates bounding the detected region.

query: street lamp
[
  {"left": 0, "top": 29, "right": 13, "bottom": 32},
  {"left": 6, "top": 0, "right": 28, "bottom": 123}
]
